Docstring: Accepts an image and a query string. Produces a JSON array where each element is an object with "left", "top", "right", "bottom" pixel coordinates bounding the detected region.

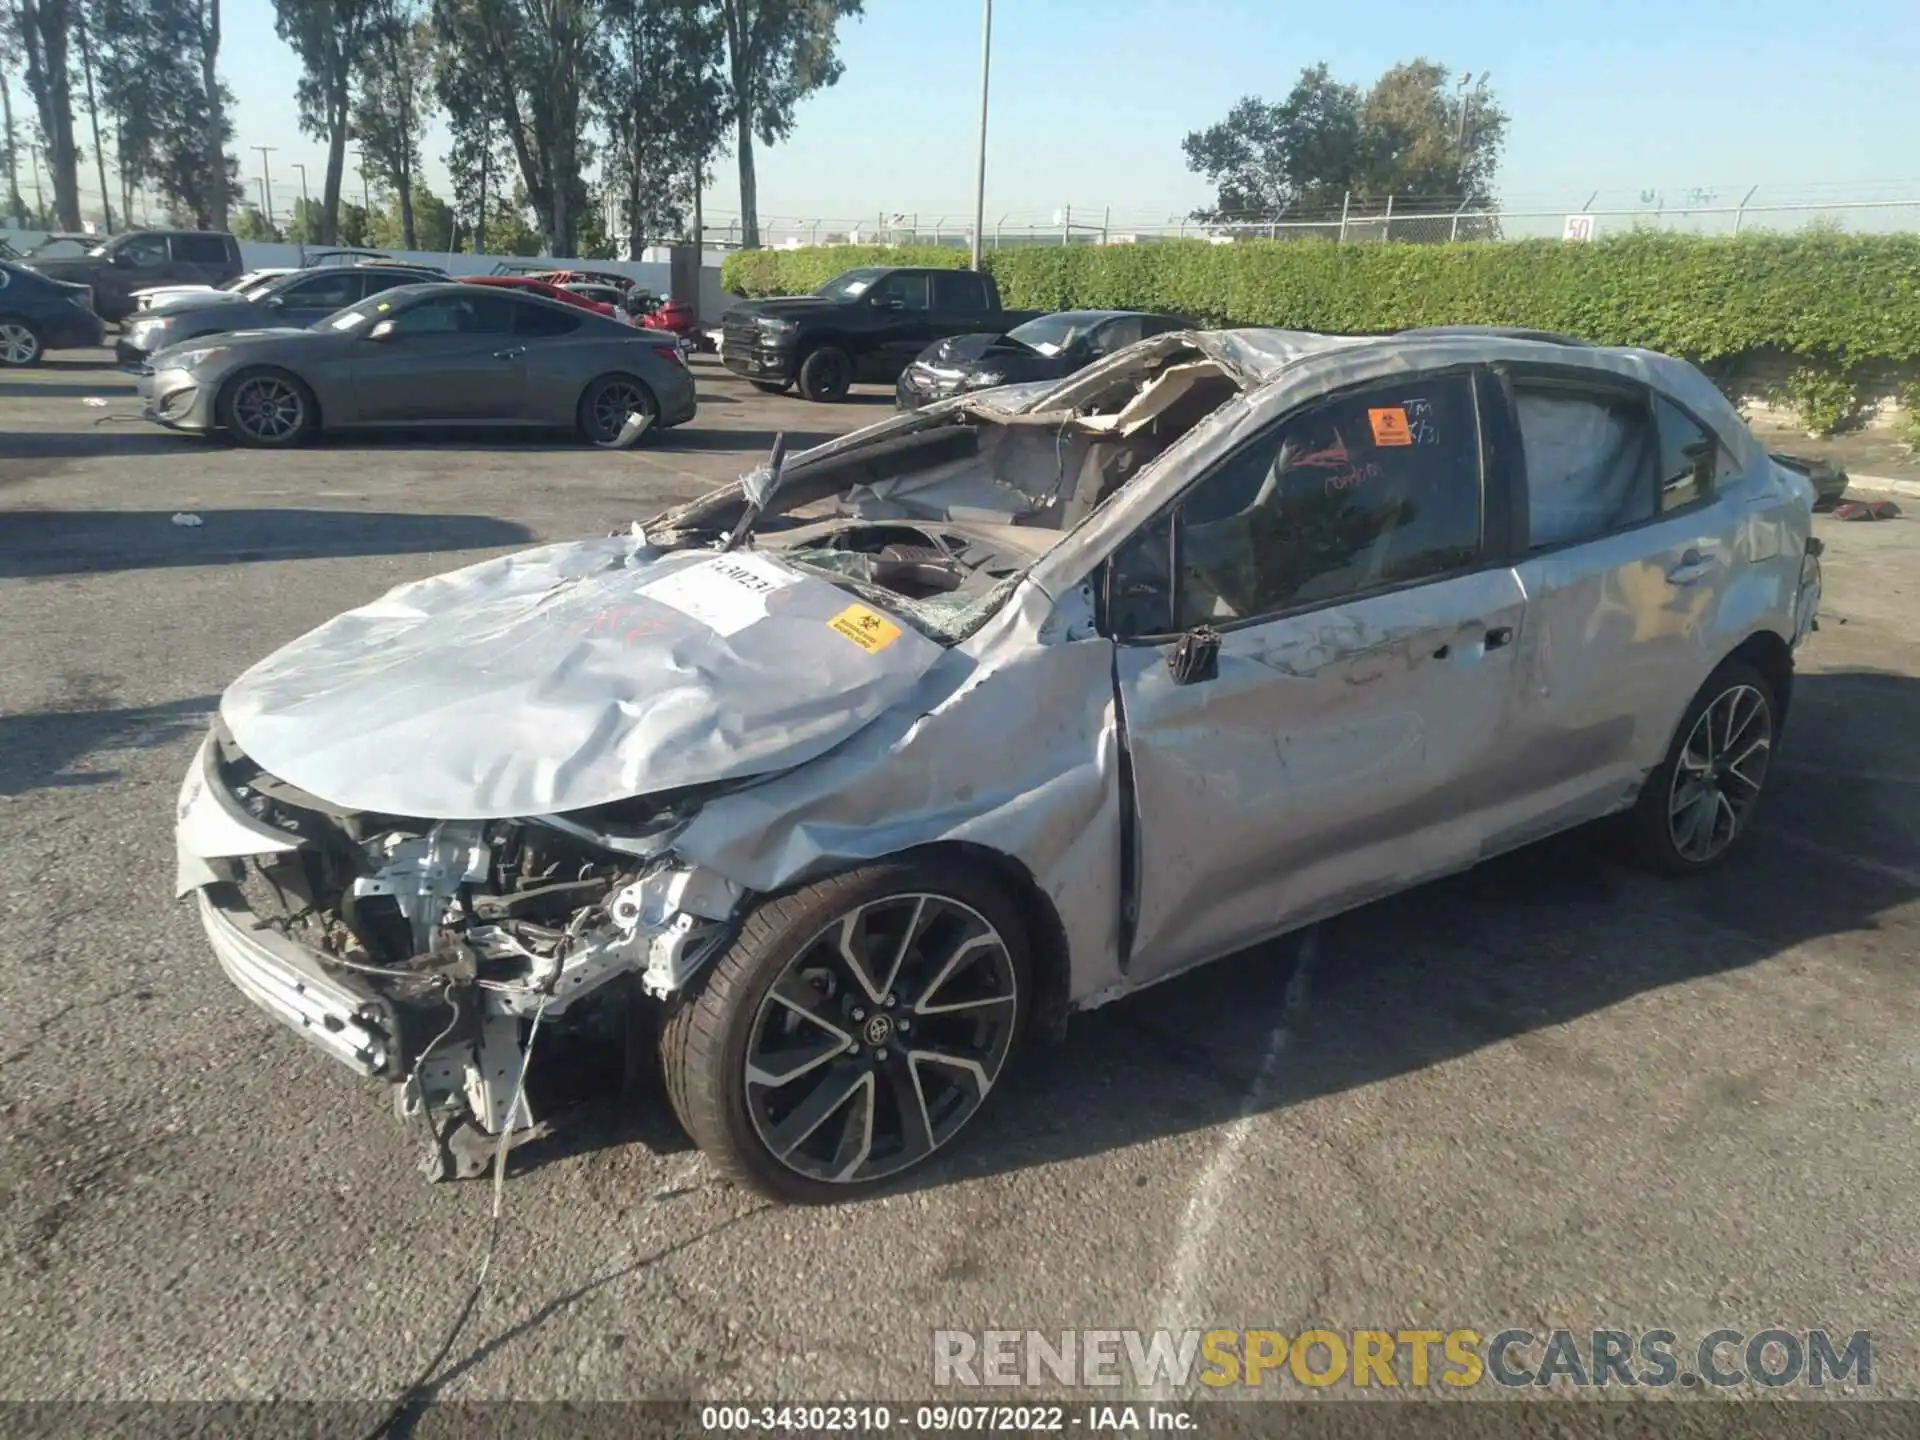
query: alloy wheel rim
[
  {"left": 231, "top": 376, "right": 303, "bottom": 441},
  {"left": 0, "top": 323, "right": 38, "bottom": 364},
  {"left": 817, "top": 352, "right": 850, "bottom": 391},
  {"left": 1667, "top": 683, "right": 1771, "bottom": 863},
  {"left": 744, "top": 893, "right": 1019, "bottom": 1185},
  {"left": 591, "top": 381, "right": 649, "bottom": 440}
]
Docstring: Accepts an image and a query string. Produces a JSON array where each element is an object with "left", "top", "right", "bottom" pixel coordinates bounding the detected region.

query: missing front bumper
[{"left": 195, "top": 885, "right": 393, "bottom": 1075}]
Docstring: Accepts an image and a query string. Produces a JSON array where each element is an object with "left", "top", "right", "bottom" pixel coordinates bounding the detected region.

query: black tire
[
  {"left": 660, "top": 855, "right": 1031, "bottom": 1204},
  {"left": 577, "top": 372, "right": 660, "bottom": 447},
  {"left": 0, "top": 315, "right": 44, "bottom": 367},
  {"left": 216, "top": 367, "right": 317, "bottom": 448},
  {"left": 796, "top": 345, "right": 853, "bottom": 403},
  {"left": 1616, "top": 657, "right": 1778, "bottom": 875},
  {"left": 749, "top": 379, "right": 792, "bottom": 395}
]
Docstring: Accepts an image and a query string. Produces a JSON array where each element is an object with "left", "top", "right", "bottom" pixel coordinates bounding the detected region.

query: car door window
[
  {"left": 871, "top": 273, "right": 930, "bottom": 311},
  {"left": 174, "top": 234, "right": 230, "bottom": 265},
  {"left": 930, "top": 271, "right": 989, "bottom": 315},
  {"left": 1513, "top": 382, "right": 1659, "bottom": 549},
  {"left": 513, "top": 301, "right": 581, "bottom": 337},
  {"left": 1652, "top": 394, "right": 1729, "bottom": 513},
  {"left": 116, "top": 236, "right": 169, "bottom": 267},
  {"left": 277, "top": 271, "right": 364, "bottom": 311},
  {"left": 1090, "top": 315, "right": 1145, "bottom": 355},
  {"left": 1113, "top": 373, "right": 1484, "bottom": 635},
  {"left": 359, "top": 271, "right": 419, "bottom": 298},
  {"left": 387, "top": 293, "right": 515, "bottom": 336}
]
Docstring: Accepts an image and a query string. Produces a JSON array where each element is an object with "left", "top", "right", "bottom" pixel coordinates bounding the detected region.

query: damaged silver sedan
[{"left": 176, "top": 326, "right": 1822, "bottom": 1203}]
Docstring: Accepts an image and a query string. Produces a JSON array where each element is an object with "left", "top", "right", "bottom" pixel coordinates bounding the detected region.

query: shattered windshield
[{"left": 813, "top": 268, "right": 888, "bottom": 301}]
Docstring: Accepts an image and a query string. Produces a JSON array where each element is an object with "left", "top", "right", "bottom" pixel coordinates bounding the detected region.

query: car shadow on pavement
[
  {"left": 0, "top": 429, "right": 197, "bottom": 460},
  {"left": 0, "top": 694, "right": 219, "bottom": 796},
  {"left": 0, "top": 508, "right": 533, "bottom": 578},
  {"left": 0, "top": 379, "right": 141, "bottom": 399},
  {"left": 916, "top": 665, "right": 1920, "bottom": 1192}
]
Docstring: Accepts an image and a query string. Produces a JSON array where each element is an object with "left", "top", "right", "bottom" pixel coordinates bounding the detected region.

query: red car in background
[
  {"left": 458, "top": 274, "right": 623, "bottom": 320},
  {"left": 640, "top": 295, "right": 701, "bottom": 346}
]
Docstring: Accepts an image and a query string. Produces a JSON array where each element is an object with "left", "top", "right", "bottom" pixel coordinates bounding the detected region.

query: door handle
[
  {"left": 492, "top": 346, "right": 526, "bottom": 360},
  {"left": 1666, "top": 549, "right": 1712, "bottom": 585},
  {"left": 1484, "top": 625, "right": 1514, "bottom": 650}
]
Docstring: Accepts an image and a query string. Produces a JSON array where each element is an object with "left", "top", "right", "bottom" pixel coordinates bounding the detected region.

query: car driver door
[
  {"left": 348, "top": 291, "right": 528, "bottom": 424},
  {"left": 1108, "top": 367, "right": 1531, "bottom": 985},
  {"left": 864, "top": 271, "right": 935, "bottom": 376}
]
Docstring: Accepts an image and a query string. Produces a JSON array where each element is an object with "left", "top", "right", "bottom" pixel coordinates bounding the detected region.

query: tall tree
[
  {"left": 597, "top": 0, "right": 724, "bottom": 258},
  {"left": 428, "top": 6, "right": 507, "bottom": 251},
  {"left": 2, "top": 41, "right": 29, "bottom": 224},
  {"left": 14, "top": 0, "right": 83, "bottom": 228},
  {"left": 430, "top": 0, "right": 597, "bottom": 256},
  {"left": 353, "top": 0, "right": 432, "bottom": 248},
  {"left": 714, "top": 0, "right": 860, "bottom": 250},
  {"left": 72, "top": 5, "right": 110, "bottom": 230},
  {"left": 183, "top": 0, "right": 226, "bottom": 228},
  {"left": 1182, "top": 59, "right": 1508, "bottom": 225},
  {"left": 273, "top": 0, "right": 379, "bottom": 242}
]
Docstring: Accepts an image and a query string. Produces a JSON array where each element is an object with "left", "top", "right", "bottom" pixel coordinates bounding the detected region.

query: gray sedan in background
[
  {"left": 117, "top": 264, "right": 442, "bottom": 365},
  {"left": 140, "top": 282, "right": 698, "bottom": 447}
]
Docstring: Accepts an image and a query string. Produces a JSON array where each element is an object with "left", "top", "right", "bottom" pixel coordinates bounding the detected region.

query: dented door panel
[{"left": 1117, "top": 566, "right": 1529, "bottom": 986}]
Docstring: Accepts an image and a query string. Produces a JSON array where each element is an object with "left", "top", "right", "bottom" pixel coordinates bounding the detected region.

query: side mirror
[
  {"left": 367, "top": 318, "right": 397, "bottom": 341},
  {"left": 109, "top": 250, "right": 136, "bottom": 268}
]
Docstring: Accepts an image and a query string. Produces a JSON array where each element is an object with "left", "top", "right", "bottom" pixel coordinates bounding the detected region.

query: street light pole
[
  {"left": 251, "top": 145, "right": 277, "bottom": 228},
  {"left": 969, "top": 0, "right": 992, "bottom": 270},
  {"left": 289, "top": 161, "right": 309, "bottom": 257}
]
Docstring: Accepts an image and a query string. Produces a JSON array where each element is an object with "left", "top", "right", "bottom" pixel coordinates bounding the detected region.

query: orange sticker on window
[
  {"left": 827, "top": 603, "right": 903, "bottom": 654},
  {"left": 1368, "top": 406, "right": 1413, "bottom": 446}
]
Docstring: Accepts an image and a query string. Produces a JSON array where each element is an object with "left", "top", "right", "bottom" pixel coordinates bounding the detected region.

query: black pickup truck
[{"left": 721, "top": 265, "right": 1045, "bottom": 402}]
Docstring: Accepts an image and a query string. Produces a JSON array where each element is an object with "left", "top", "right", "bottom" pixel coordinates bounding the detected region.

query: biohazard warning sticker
[
  {"left": 827, "top": 603, "right": 903, "bottom": 654},
  {"left": 1368, "top": 406, "right": 1413, "bottom": 446}
]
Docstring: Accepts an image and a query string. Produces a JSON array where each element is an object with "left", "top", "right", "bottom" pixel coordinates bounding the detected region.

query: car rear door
[
  {"left": 1490, "top": 364, "right": 1744, "bottom": 835},
  {"left": 863, "top": 271, "right": 936, "bottom": 377},
  {"left": 348, "top": 291, "right": 528, "bottom": 423},
  {"left": 173, "top": 234, "right": 234, "bottom": 286},
  {"left": 1107, "top": 366, "right": 1529, "bottom": 985}
]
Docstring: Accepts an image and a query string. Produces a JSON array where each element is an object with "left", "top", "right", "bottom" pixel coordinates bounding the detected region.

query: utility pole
[
  {"left": 251, "top": 146, "right": 277, "bottom": 228},
  {"left": 1454, "top": 71, "right": 1489, "bottom": 192},
  {"left": 477, "top": 117, "right": 489, "bottom": 254},
  {"left": 969, "top": 0, "right": 992, "bottom": 270},
  {"left": 290, "top": 161, "right": 309, "bottom": 234}
]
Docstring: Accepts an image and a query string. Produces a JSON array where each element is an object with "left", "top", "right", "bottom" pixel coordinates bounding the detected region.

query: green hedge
[{"left": 721, "top": 232, "right": 1920, "bottom": 365}]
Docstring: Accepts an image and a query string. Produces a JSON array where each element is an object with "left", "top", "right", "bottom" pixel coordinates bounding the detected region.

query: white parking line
[{"left": 1145, "top": 927, "right": 1318, "bottom": 1399}]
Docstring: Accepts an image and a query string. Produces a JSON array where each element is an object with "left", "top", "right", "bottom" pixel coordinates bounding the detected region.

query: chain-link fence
[{"left": 715, "top": 186, "right": 1920, "bottom": 251}]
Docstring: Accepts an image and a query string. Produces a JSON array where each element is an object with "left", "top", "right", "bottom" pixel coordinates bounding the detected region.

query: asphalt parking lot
[{"left": 2, "top": 349, "right": 1918, "bottom": 1408}]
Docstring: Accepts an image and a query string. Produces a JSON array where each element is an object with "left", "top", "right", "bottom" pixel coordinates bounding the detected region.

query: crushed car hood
[
  {"left": 923, "top": 331, "right": 1027, "bottom": 365},
  {"left": 220, "top": 539, "right": 946, "bottom": 819}
]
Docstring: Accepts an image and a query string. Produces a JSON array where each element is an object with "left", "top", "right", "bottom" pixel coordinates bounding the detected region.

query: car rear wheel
[
  {"left": 217, "top": 368, "right": 316, "bottom": 447},
  {"left": 1617, "top": 657, "right": 1777, "bottom": 874},
  {"left": 0, "top": 317, "right": 43, "bottom": 367},
  {"left": 796, "top": 346, "right": 853, "bottom": 403},
  {"left": 749, "top": 379, "right": 792, "bottom": 395},
  {"left": 660, "top": 856, "right": 1030, "bottom": 1204},
  {"left": 577, "top": 372, "right": 659, "bottom": 447}
]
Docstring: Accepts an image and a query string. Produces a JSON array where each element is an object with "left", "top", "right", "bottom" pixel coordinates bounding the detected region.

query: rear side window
[
  {"left": 931, "top": 271, "right": 990, "bottom": 314},
  {"left": 1514, "top": 384, "right": 1657, "bottom": 549},
  {"left": 278, "top": 271, "right": 364, "bottom": 310},
  {"left": 1652, "top": 394, "right": 1727, "bottom": 512},
  {"left": 513, "top": 302, "right": 581, "bottom": 337},
  {"left": 174, "top": 234, "right": 232, "bottom": 264},
  {"left": 361, "top": 271, "right": 418, "bottom": 297}
]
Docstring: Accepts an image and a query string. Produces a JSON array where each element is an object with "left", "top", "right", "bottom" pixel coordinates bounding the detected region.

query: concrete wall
[{"left": 2, "top": 226, "right": 742, "bottom": 325}]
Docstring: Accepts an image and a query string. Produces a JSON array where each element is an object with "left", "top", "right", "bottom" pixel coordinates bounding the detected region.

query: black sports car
[{"left": 895, "top": 308, "right": 1188, "bottom": 409}]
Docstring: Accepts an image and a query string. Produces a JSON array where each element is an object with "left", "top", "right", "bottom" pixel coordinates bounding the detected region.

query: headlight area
[{"left": 175, "top": 729, "right": 747, "bottom": 1179}]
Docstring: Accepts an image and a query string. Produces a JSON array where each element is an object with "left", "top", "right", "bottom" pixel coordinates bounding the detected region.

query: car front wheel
[
  {"left": 0, "top": 316, "right": 43, "bottom": 367},
  {"left": 577, "top": 372, "right": 659, "bottom": 447},
  {"left": 218, "top": 368, "right": 317, "bottom": 447},
  {"left": 1619, "top": 657, "right": 1777, "bottom": 873},
  {"left": 660, "top": 856, "right": 1030, "bottom": 1204},
  {"left": 796, "top": 346, "right": 853, "bottom": 403}
]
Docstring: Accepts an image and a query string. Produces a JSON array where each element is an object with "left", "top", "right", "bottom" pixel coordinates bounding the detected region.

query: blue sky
[{"left": 203, "top": 0, "right": 1920, "bottom": 231}]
